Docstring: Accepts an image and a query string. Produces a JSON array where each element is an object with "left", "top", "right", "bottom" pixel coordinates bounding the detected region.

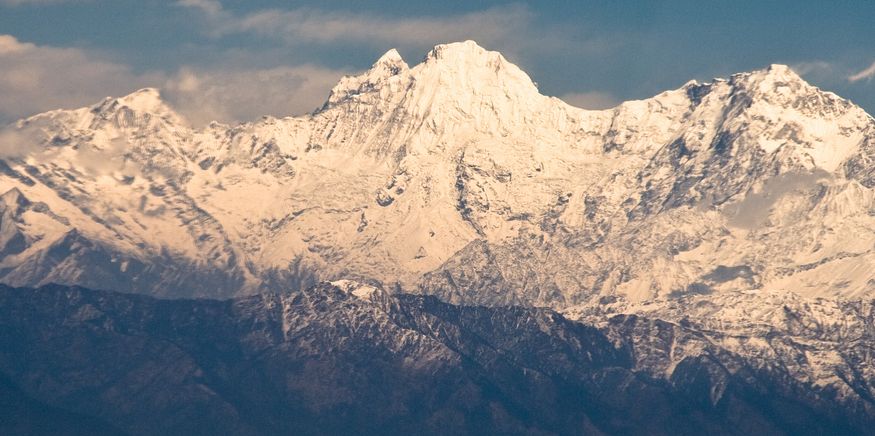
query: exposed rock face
[{"left": 0, "top": 282, "right": 871, "bottom": 435}]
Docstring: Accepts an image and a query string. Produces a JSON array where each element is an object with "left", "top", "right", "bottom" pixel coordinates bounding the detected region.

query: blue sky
[{"left": 1, "top": 0, "right": 874, "bottom": 125}]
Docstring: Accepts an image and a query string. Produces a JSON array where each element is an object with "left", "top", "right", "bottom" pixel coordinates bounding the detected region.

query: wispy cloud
[
  {"left": 849, "top": 60, "right": 875, "bottom": 83},
  {"left": 790, "top": 61, "right": 833, "bottom": 76},
  {"left": 172, "top": 0, "right": 613, "bottom": 64},
  {"left": 176, "top": 1, "right": 534, "bottom": 49}
]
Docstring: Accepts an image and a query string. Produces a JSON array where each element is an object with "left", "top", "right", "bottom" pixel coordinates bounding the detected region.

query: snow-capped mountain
[
  {"left": 4, "top": 43, "right": 875, "bottom": 432},
  {"left": 1, "top": 41, "right": 873, "bottom": 309}
]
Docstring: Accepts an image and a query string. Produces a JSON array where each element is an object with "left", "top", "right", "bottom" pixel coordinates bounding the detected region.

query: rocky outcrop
[{"left": 0, "top": 282, "right": 871, "bottom": 435}]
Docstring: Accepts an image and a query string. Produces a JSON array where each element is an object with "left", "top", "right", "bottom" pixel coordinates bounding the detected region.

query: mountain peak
[
  {"left": 766, "top": 63, "right": 793, "bottom": 72},
  {"left": 422, "top": 40, "right": 517, "bottom": 73},
  {"left": 762, "top": 63, "right": 805, "bottom": 82},
  {"left": 425, "top": 40, "right": 490, "bottom": 61},
  {"left": 117, "top": 88, "right": 168, "bottom": 113},
  {"left": 87, "top": 87, "right": 188, "bottom": 127},
  {"left": 732, "top": 63, "right": 810, "bottom": 91},
  {"left": 320, "top": 41, "right": 542, "bottom": 113},
  {"left": 369, "top": 48, "right": 409, "bottom": 79},
  {"left": 322, "top": 49, "right": 410, "bottom": 108},
  {"left": 375, "top": 48, "right": 404, "bottom": 67},
  {"left": 86, "top": 87, "right": 179, "bottom": 120},
  {"left": 417, "top": 40, "right": 539, "bottom": 95}
]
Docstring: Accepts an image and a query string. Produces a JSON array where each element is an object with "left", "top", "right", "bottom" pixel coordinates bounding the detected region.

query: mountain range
[{"left": 2, "top": 40, "right": 875, "bottom": 433}]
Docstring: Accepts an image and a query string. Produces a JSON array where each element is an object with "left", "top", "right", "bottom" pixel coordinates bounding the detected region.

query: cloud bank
[
  {"left": 0, "top": 34, "right": 349, "bottom": 126},
  {"left": 0, "top": 35, "right": 159, "bottom": 123}
]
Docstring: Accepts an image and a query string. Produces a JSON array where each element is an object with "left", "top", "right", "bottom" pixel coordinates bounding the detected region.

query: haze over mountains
[{"left": 2, "top": 41, "right": 875, "bottom": 434}]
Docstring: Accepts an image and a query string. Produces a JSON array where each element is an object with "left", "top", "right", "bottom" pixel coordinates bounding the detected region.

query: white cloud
[
  {"left": 162, "top": 64, "right": 352, "bottom": 126},
  {"left": 849, "top": 60, "right": 875, "bottom": 83},
  {"left": 0, "top": 124, "right": 45, "bottom": 158},
  {"left": 559, "top": 91, "right": 620, "bottom": 110},
  {"left": 0, "top": 34, "right": 32, "bottom": 54},
  {"left": 0, "top": 34, "right": 162, "bottom": 123},
  {"left": 0, "top": 34, "right": 349, "bottom": 126}
]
